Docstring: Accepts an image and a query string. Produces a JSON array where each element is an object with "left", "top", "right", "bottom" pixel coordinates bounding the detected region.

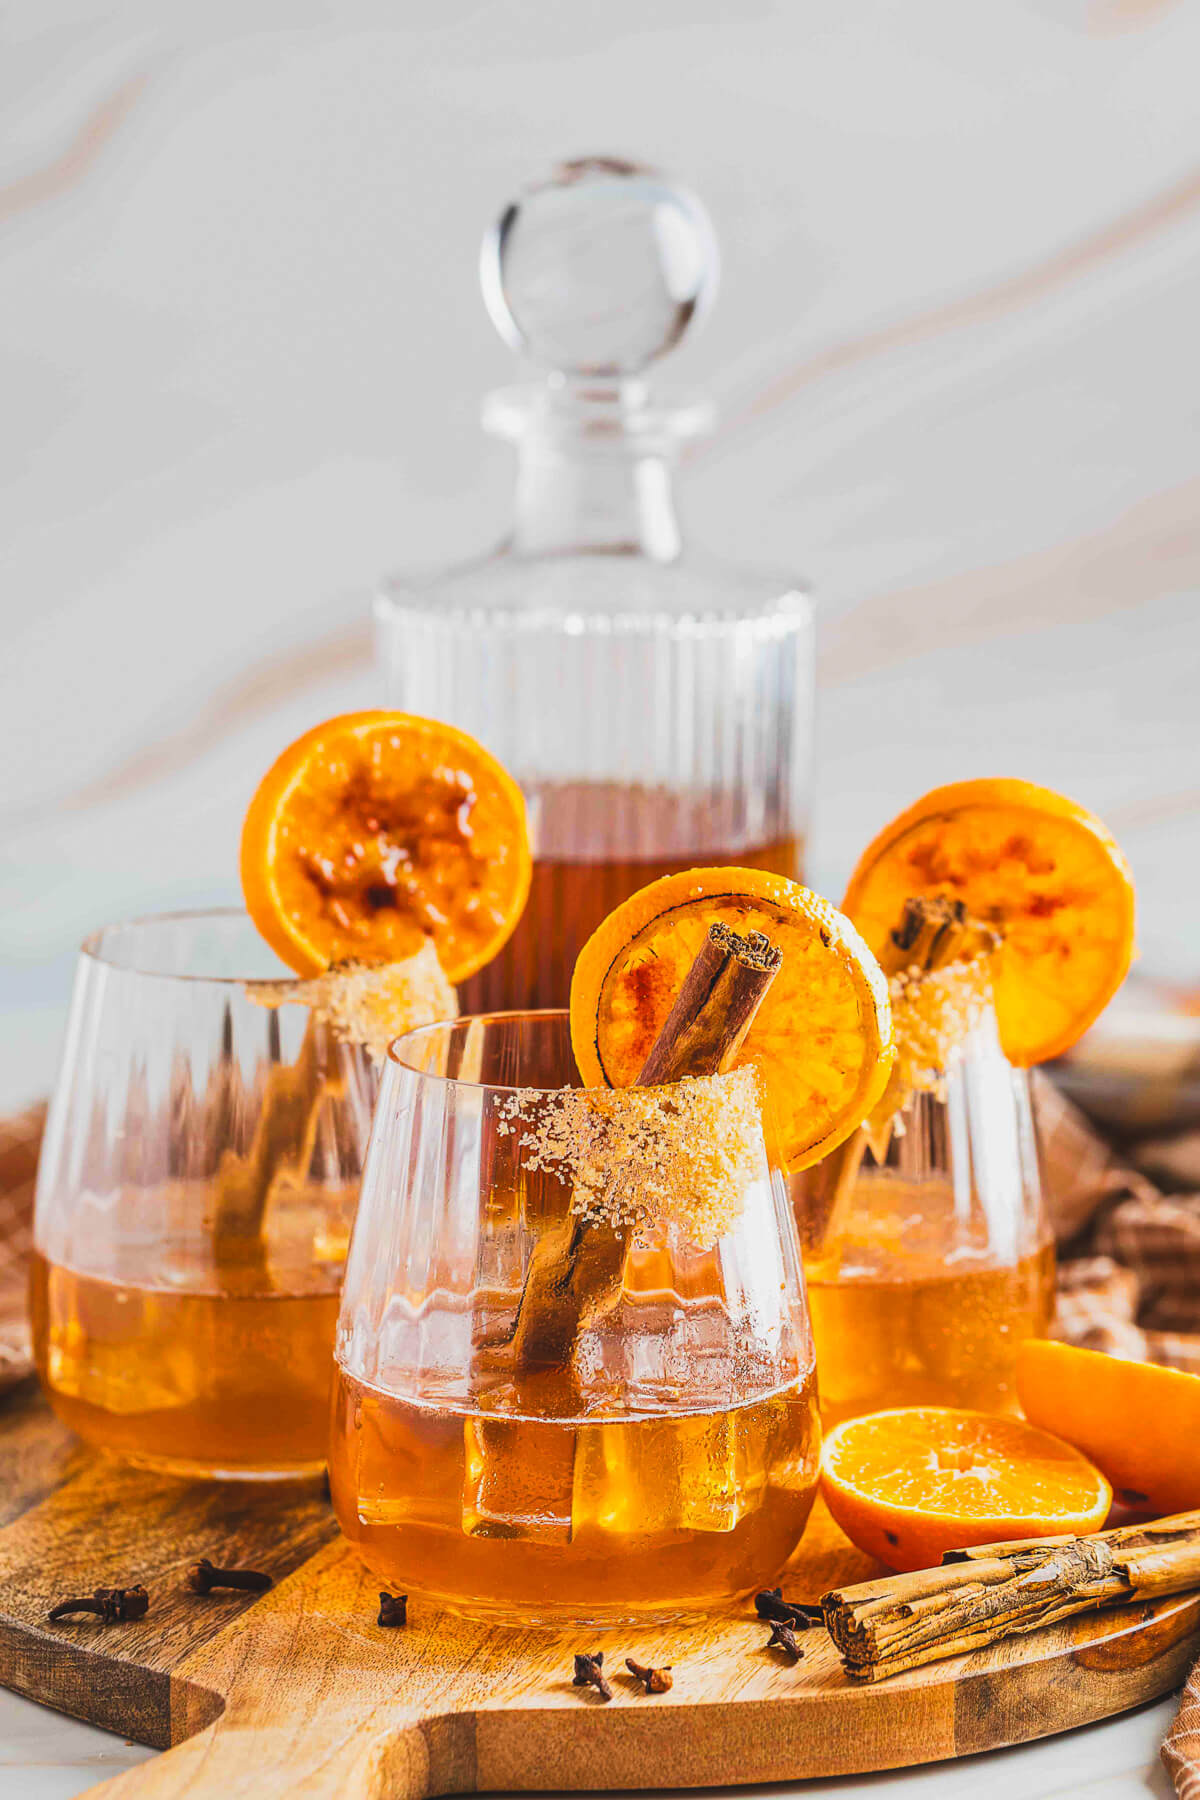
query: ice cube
[
  {"left": 571, "top": 1406, "right": 764, "bottom": 1542},
  {"left": 353, "top": 1392, "right": 462, "bottom": 1531},
  {"left": 462, "top": 1414, "right": 576, "bottom": 1543}
]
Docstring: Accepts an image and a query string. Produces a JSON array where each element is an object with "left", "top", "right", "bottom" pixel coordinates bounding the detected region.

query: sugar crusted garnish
[
  {"left": 251, "top": 940, "right": 457, "bottom": 1057},
  {"left": 886, "top": 956, "right": 992, "bottom": 1102},
  {"left": 498, "top": 1065, "right": 767, "bottom": 1249}
]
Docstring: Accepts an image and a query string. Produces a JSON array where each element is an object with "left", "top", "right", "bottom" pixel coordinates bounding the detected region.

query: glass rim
[
  {"left": 80, "top": 907, "right": 296, "bottom": 987},
  {"left": 386, "top": 1008, "right": 572, "bottom": 1096},
  {"left": 386, "top": 1008, "right": 756, "bottom": 1104}
]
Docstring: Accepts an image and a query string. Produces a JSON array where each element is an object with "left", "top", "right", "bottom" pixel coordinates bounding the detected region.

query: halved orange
[
  {"left": 1017, "top": 1339, "right": 1200, "bottom": 1517},
  {"left": 820, "top": 1407, "right": 1112, "bottom": 1572},
  {"left": 841, "top": 778, "right": 1135, "bottom": 1066},
  {"left": 240, "top": 711, "right": 531, "bottom": 981},
  {"left": 569, "top": 868, "right": 894, "bottom": 1171}
]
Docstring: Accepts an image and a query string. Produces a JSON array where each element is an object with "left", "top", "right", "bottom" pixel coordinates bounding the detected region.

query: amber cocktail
[
  {"left": 797, "top": 901, "right": 1053, "bottom": 1425},
  {"left": 459, "top": 783, "right": 802, "bottom": 1012},
  {"left": 800, "top": 778, "right": 1137, "bottom": 1426},
  {"left": 31, "top": 913, "right": 371, "bottom": 1480},
  {"left": 803, "top": 1175, "right": 1055, "bottom": 1426},
  {"left": 328, "top": 1012, "right": 821, "bottom": 1626},
  {"left": 30, "top": 1201, "right": 349, "bottom": 1480}
]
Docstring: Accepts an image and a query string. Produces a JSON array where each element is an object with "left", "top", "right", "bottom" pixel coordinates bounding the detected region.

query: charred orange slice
[
  {"left": 842, "top": 778, "right": 1135, "bottom": 1066},
  {"left": 240, "top": 711, "right": 531, "bottom": 982},
  {"left": 569, "top": 867, "right": 893, "bottom": 1171},
  {"left": 820, "top": 1407, "right": 1112, "bottom": 1572}
]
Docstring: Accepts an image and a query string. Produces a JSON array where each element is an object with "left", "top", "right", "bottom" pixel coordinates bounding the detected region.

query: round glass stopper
[{"left": 481, "top": 156, "right": 719, "bottom": 377}]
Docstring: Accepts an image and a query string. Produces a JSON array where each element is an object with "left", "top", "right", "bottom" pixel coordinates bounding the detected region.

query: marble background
[
  {"left": 2, "top": 4, "right": 1200, "bottom": 1792},
  {"left": 4, "top": 0, "right": 1200, "bottom": 1113}
]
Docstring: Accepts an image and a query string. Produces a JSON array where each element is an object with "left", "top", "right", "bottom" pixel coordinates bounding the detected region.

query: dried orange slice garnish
[
  {"left": 841, "top": 778, "right": 1135, "bottom": 1066},
  {"left": 240, "top": 711, "right": 531, "bottom": 981},
  {"left": 820, "top": 1407, "right": 1112, "bottom": 1572},
  {"left": 1017, "top": 1339, "right": 1200, "bottom": 1517},
  {"left": 569, "top": 867, "right": 894, "bottom": 1171}
]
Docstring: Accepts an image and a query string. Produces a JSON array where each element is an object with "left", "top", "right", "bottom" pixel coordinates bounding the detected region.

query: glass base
[
  {"left": 115, "top": 1449, "right": 328, "bottom": 1483},
  {"left": 356, "top": 1570, "right": 769, "bottom": 1631},
  {"left": 37, "top": 1378, "right": 331, "bottom": 1484}
]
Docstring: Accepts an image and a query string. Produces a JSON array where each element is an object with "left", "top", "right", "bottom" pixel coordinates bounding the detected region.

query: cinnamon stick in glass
[
  {"left": 506, "top": 923, "right": 783, "bottom": 1385},
  {"left": 210, "top": 1014, "right": 339, "bottom": 1280},
  {"left": 215, "top": 957, "right": 435, "bottom": 1271},
  {"left": 823, "top": 1510, "right": 1200, "bottom": 1682},
  {"left": 801, "top": 895, "right": 995, "bottom": 1257}
]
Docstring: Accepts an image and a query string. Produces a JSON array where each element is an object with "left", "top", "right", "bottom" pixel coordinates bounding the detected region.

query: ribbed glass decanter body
[
  {"left": 377, "top": 159, "right": 814, "bottom": 1009},
  {"left": 378, "top": 387, "right": 813, "bottom": 1009}
]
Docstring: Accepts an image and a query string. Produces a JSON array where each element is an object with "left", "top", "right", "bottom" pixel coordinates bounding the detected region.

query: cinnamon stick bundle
[
  {"left": 823, "top": 1511, "right": 1200, "bottom": 1682},
  {"left": 504, "top": 923, "right": 783, "bottom": 1387}
]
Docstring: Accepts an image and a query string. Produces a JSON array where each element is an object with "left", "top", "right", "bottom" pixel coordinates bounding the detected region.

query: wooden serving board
[{"left": 2, "top": 1377, "right": 1198, "bottom": 1799}]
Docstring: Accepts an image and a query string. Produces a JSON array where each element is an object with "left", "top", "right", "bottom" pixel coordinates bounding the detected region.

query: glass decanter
[
  {"left": 329, "top": 1011, "right": 820, "bottom": 1626},
  {"left": 796, "top": 952, "right": 1055, "bottom": 1427},
  {"left": 376, "top": 158, "right": 814, "bottom": 1013}
]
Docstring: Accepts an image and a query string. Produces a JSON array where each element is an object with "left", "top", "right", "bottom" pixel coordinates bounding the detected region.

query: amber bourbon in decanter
[{"left": 376, "top": 158, "right": 814, "bottom": 1010}]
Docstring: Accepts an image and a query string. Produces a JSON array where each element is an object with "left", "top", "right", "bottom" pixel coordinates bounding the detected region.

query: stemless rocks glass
[
  {"left": 31, "top": 911, "right": 374, "bottom": 1480},
  {"left": 798, "top": 976, "right": 1054, "bottom": 1427},
  {"left": 329, "top": 1011, "right": 820, "bottom": 1627}
]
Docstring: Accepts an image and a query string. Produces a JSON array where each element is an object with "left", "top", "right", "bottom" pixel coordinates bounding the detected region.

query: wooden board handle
[{"left": 86, "top": 1711, "right": 471, "bottom": 1799}]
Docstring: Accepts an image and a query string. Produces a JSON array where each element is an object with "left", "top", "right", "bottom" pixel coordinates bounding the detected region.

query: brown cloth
[
  {"left": 1097, "top": 1193, "right": 1200, "bottom": 1332},
  {"left": 1034, "top": 1068, "right": 1162, "bottom": 1243},
  {"left": 1033, "top": 1071, "right": 1200, "bottom": 1353},
  {"left": 0, "top": 1102, "right": 42, "bottom": 1394},
  {"left": 1165, "top": 1662, "right": 1200, "bottom": 1800},
  {"left": 1031, "top": 1072, "right": 1200, "bottom": 1796}
]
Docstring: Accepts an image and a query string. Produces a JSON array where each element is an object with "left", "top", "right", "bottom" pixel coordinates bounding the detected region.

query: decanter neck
[
  {"left": 511, "top": 438, "right": 680, "bottom": 561},
  {"left": 487, "top": 379, "right": 701, "bottom": 562}
]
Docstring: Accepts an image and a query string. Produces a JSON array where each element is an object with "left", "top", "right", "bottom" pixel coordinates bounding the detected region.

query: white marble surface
[{"left": 3, "top": 1, "right": 1200, "bottom": 1793}]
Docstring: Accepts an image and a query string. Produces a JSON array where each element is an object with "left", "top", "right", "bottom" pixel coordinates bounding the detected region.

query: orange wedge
[
  {"left": 841, "top": 778, "right": 1135, "bottom": 1066},
  {"left": 569, "top": 867, "right": 894, "bottom": 1171},
  {"left": 820, "top": 1407, "right": 1112, "bottom": 1572},
  {"left": 1017, "top": 1339, "right": 1200, "bottom": 1517},
  {"left": 240, "top": 711, "right": 531, "bottom": 981}
]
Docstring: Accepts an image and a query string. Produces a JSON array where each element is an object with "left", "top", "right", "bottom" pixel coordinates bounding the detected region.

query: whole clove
[
  {"left": 625, "top": 1657, "right": 673, "bottom": 1694},
  {"left": 572, "top": 1650, "right": 614, "bottom": 1701},
  {"left": 187, "top": 1558, "right": 272, "bottom": 1595},
  {"left": 377, "top": 1591, "right": 408, "bottom": 1627},
  {"left": 48, "top": 1585, "right": 149, "bottom": 1624},
  {"left": 754, "top": 1587, "right": 824, "bottom": 1630},
  {"left": 765, "top": 1621, "right": 803, "bottom": 1661}
]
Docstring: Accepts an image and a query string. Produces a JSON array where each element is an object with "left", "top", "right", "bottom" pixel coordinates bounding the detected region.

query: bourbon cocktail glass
[
  {"left": 31, "top": 911, "right": 374, "bottom": 1479},
  {"left": 328, "top": 1010, "right": 820, "bottom": 1626}
]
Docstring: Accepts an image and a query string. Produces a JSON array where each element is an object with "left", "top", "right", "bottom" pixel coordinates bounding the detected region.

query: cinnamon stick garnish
[
  {"left": 504, "top": 923, "right": 783, "bottom": 1389},
  {"left": 823, "top": 1510, "right": 1200, "bottom": 1682},
  {"left": 800, "top": 895, "right": 995, "bottom": 1257},
  {"left": 211, "top": 1014, "right": 340, "bottom": 1280},
  {"left": 636, "top": 924, "right": 782, "bottom": 1083}
]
